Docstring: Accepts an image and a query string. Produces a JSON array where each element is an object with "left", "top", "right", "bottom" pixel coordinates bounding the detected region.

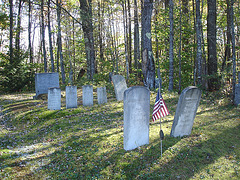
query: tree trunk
[
  {"left": 141, "top": 0, "right": 155, "bottom": 89},
  {"left": 196, "top": 0, "right": 202, "bottom": 86},
  {"left": 41, "top": 0, "right": 47, "bottom": 72},
  {"left": 168, "top": 0, "right": 174, "bottom": 91},
  {"left": 207, "top": 0, "right": 218, "bottom": 91},
  {"left": 230, "top": 0, "right": 236, "bottom": 103},
  {"left": 178, "top": 0, "right": 182, "bottom": 94},
  {"left": 57, "top": 0, "right": 65, "bottom": 84},
  {"left": 9, "top": 0, "right": 13, "bottom": 64},
  {"left": 127, "top": 0, "right": 132, "bottom": 74},
  {"left": 134, "top": 0, "right": 140, "bottom": 78},
  {"left": 79, "top": 0, "right": 96, "bottom": 80},
  {"left": 28, "top": 0, "right": 33, "bottom": 64},
  {"left": 48, "top": 0, "right": 55, "bottom": 72},
  {"left": 16, "top": 0, "right": 23, "bottom": 53}
]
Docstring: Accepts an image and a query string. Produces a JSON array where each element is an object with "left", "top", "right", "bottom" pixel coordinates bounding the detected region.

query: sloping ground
[{"left": 0, "top": 90, "right": 239, "bottom": 179}]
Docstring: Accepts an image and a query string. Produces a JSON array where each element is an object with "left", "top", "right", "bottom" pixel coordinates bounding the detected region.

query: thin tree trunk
[
  {"left": 16, "top": 0, "right": 23, "bottom": 53},
  {"left": 231, "top": 0, "right": 236, "bottom": 103},
  {"left": 48, "top": 0, "right": 54, "bottom": 72},
  {"left": 134, "top": 0, "right": 140, "bottom": 77},
  {"left": 127, "top": 0, "right": 132, "bottom": 74},
  {"left": 41, "top": 0, "right": 47, "bottom": 72},
  {"left": 168, "top": 0, "right": 174, "bottom": 91},
  {"left": 9, "top": 0, "right": 13, "bottom": 64},
  {"left": 196, "top": 0, "right": 202, "bottom": 86},
  {"left": 178, "top": 0, "right": 182, "bottom": 94},
  {"left": 57, "top": 0, "right": 65, "bottom": 83},
  {"left": 28, "top": 0, "right": 33, "bottom": 64}
]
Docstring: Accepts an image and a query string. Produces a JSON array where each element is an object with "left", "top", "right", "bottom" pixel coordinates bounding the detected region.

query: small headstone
[
  {"left": 48, "top": 87, "right": 61, "bottom": 110},
  {"left": 124, "top": 86, "right": 150, "bottom": 151},
  {"left": 82, "top": 85, "right": 93, "bottom": 106},
  {"left": 97, "top": 87, "right": 107, "bottom": 105},
  {"left": 170, "top": 86, "right": 201, "bottom": 137},
  {"left": 234, "top": 84, "right": 240, "bottom": 105},
  {"left": 112, "top": 75, "right": 127, "bottom": 101},
  {"left": 35, "top": 73, "right": 59, "bottom": 99},
  {"left": 66, "top": 86, "right": 77, "bottom": 109}
]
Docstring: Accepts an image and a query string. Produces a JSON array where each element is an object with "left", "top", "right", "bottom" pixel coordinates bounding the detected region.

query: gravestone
[
  {"left": 124, "top": 86, "right": 150, "bottom": 151},
  {"left": 35, "top": 73, "right": 59, "bottom": 99},
  {"left": 66, "top": 86, "right": 77, "bottom": 109},
  {"left": 234, "top": 84, "right": 240, "bottom": 105},
  {"left": 82, "top": 85, "right": 93, "bottom": 106},
  {"left": 48, "top": 87, "right": 61, "bottom": 110},
  {"left": 97, "top": 87, "right": 107, "bottom": 105},
  {"left": 112, "top": 75, "right": 128, "bottom": 101},
  {"left": 170, "top": 86, "right": 201, "bottom": 137}
]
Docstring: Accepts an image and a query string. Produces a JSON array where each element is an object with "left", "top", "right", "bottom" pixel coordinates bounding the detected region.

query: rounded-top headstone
[
  {"left": 82, "top": 85, "right": 93, "bottom": 106},
  {"left": 112, "top": 75, "right": 128, "bottom": 101},
  {"left": 170, "top": 86, "right": 201, "bottom": 137},
  {"left": 48, "top": 87, "right": 61, "bottom": 110},
  {"left": 124, "top": 86, "right": 150, "bottom": 151}
]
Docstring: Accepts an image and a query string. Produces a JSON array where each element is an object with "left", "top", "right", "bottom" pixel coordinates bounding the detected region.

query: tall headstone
[
  {"left": 48, "top": 87, "right": 61, "bottom": 110},
  {"left": 35, "top": 73, "right": 59, "bottom": 98},
  {"left": 66, "top": 86, "right": 77, "bottom": 109},
  {"left": 97, "top": 87, "right": 107, "bottom": 105},
  {"left": 82, "top": 85, "right": 93, "bottom": 106},
  {"left": 112, "top": 75, "right": 128, "bottom": 101},
  {"left": 234, "top": 84, "right": 240, "bottom": 105},
  {"left": 124, "top": 86, "right": 150, "bottom": 151},
  {"left": 170, "top": 86, "right": 201, "bottom": 137}
]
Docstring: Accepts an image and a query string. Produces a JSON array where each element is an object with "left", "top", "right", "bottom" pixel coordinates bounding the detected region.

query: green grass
[{"left": 0, "top": 88, "right": 239, "bottom": 179}]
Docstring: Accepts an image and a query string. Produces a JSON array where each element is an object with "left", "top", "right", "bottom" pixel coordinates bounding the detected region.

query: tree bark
[
  {"left": 9, "top": 0, "right": 13, "bottom": 64},
  {"left": 196, "top": 0, "right": 202, "bottom": 86},
  {"left": 141, "top": 0, "right": 155, "bottom": 89},
  {"left": 28, "top": 0, "right": 33, "bottom": 64},
  {"left": 134, "top": 0, "right": 140, "bottom": 77},
  {"left": 79, "top": 0, "right": 96, "bottom": 80},
  {"left": 16, "top": 0, "right": 23, "bottom": 52},
  {"left": 48, "top": 0, "right": 54, "bottom": 72},
  {"left": 168, "top": 0, "right": 174, "bottom": 91},
  {"left": 41, "top": 0, "right": 47, "bottom": 72},
  {"left": 57, "top": 0, "right": 65, "bottom": 84},
  {"left": 207, "top": 0, "right": 218, "bottom": 91}
]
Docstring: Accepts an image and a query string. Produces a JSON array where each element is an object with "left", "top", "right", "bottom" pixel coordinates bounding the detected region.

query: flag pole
[{"left": 158, "top": 69, "right": 163, "bottom": 158}]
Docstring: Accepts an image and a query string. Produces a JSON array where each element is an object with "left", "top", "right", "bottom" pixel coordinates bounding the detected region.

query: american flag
[{"left": 152, "top": 89, "right": 169, "bottom": 121}]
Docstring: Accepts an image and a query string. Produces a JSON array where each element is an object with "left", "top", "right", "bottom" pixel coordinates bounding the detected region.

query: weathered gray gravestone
[
  {"left": 112, "top": 75, "right": 128, "bottom": 101},
  {"left": 234, "top": 84, "right": 240, "bottom": 105},
  {"left": 34, "top": 73, "right": 59, "bottom": 99},
  {"left": 170, "top": 86, "right": 201, "bottom": 137},
  {"left": 124, "top": 86, "right": 150, "bottom": 151},
  {"left": 48, "top": 87, "right": 61, "bottom": 110},
  {"left": 66, "top": 86, "right": 77, "bottom": 109},
  {"left": 97, "top": 87, "right": 107, "bottom": 105},
  {"left": 82, "top": 85, "right": 93, "bottom": 106}
]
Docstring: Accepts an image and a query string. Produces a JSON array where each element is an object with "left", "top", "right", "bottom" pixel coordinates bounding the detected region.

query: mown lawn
[{"left": 0, "top": 88, "right": 239, "bottom": 179}]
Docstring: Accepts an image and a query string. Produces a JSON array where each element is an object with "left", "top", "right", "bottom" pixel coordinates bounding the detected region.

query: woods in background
[{"left": 0, "top": 0, "right": 239, "bottom": 97}]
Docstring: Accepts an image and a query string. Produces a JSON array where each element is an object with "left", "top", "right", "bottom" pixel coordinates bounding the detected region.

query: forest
[{"left": 0, "top": 0, "right": 239, "bottom": 97}]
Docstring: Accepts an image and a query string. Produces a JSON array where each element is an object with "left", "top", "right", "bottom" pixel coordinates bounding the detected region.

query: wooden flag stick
[{"left": 158, "top": 68, "right": 163, "bottom": 158}]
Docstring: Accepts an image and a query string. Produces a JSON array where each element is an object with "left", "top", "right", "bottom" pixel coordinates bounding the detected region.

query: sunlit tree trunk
[
  {"left": 9, "top": 0, "right": 13, "bottom": 64},
  {"left": 28, "top": 0, "right": 33, "bottom": 64},
  {"left": 41, "top": 0, "right": 47, "bottom": 72},
  {"left": 141, "top": 0, "right": 155, "bottom": 89},
  {"left": 196, "top": 0, "right": 202, "bottom": 86},
  {"left": 16, "top": 0, "right": 23, "bottom": 53},
  {"left": 48, "top": 0, "right": 54, "bottom": 72},
  {"left": 231, "top": 0, "right": 236, "bottom": 103},
  {"left": 57, "top": 0, "right": 65, "bottom": 83},
  {"left": 178, "top": 0, "right": 182, "bottom": 93},
  {"left": 134, "top": 0, "right": 140, "bottom": 77},
  {"left": 127, "top": 0, "right": 132, "bottom": 73}
]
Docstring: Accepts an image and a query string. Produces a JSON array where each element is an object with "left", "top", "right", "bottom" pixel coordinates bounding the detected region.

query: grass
[{"left": 0, "top": 87, "right": 239, "bottom": 179}]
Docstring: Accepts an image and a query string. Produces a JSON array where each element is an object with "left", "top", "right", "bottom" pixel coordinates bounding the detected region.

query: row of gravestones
[{"left": 34, "top": 73, "right": 107, "bottom": 110}]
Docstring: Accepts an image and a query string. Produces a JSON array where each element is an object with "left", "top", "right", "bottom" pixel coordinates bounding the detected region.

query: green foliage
[{"left": 0, "top": 50, "right": 34, "bottom": 92}]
